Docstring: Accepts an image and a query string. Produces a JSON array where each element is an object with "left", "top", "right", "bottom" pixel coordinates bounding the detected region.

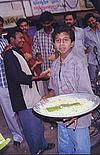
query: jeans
[
  {"left": 58, "top": 124, "right": 91, "bottom": 154},
  {"left": 18, "top": 109, "right": 47, "bottom": 155}
]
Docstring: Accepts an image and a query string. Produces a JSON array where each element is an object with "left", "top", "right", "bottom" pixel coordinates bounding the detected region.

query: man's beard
[
  {"left": 44, "top": 26, "right": 52, "bottom": 33},
  {"left": 89, "top": 23, "right": 96, "bottom": 29},
  {"left": 67, "top": 23, "right": 74, "bottom": 28}
]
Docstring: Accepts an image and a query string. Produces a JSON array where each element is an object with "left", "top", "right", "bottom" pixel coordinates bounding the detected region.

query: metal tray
[{"left": 33, "top": 93, "right": 100, "bottom": 119}]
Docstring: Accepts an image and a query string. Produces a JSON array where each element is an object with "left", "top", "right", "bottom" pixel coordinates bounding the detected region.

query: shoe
[
  {"left": 44, "top": 143, "right": 55, "bottom": 150},
  {"left": 13, "top": 141, "right": 20, "bottom": 146}
]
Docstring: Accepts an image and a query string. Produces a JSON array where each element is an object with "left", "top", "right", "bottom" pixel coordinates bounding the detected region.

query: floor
[{"left": 0, "top": 106, "right": 100, "bottom": 154}]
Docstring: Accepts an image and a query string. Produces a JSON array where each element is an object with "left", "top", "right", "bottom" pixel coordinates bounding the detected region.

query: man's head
[
  {"left": 84, "top": 13, "right": 97, "bottom": 29},
  {"left": 0, "top": 16, "right": 4, "bottom": 35},
  {"left": 16, "top": 18, "right": 30, "bottom": 33},
  {"left": 7, "top": 28, "right": 25, "bottom": 49},
  {"left": 64, "top": 12, "right": 77, "bottom": 28},
  {"left": 52, "top": 23, "right": 75, "bottom": 55},
  {"left": 39, "top": 11, "right": 53, "bottom": 33}
]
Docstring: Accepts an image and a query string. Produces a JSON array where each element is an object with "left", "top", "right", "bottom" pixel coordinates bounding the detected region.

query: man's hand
[
  {"left": 24, "top": 53, "right": 32, "bottom": 61},
  {"left": 85, "top": 46, "right": 93, "bottom": 54},
  {"left": 39, "top": 73, "right": 50, "bottom": 80},
  {"left": 40, "top": 68, "right": 51, "bottom": 78},
  {"left": 32, "top": 74, "right": 49, "bottom": 81},
  {"left": 31, "top": 60, "right": 43, "bottom": 71},
  {"left": 5, "top": 44, "right": 13, "bottom": 51},
  {"left": 96, "top": 22, "right": 100, "bottom": 29},
  {"left": 1, "top": 44, "right": 13, "bottom": 58},
  {"left": 36, "top": 53, "right": 44, "bottom": 63},
  {"left": 42, "top": 90, "right": 55, "bottom": 99},
  {"left": 35, "top": 60, "right": 43, "bottom": 65}
]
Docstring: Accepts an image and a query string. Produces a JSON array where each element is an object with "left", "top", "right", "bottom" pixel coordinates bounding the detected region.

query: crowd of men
[{"left": 0, "top": 10, "right": 100, "bottom": 154}]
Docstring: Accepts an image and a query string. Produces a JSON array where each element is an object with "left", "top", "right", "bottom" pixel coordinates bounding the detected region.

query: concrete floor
[{"left": 0, "top": 106, "right": 100, "bottom": 154}]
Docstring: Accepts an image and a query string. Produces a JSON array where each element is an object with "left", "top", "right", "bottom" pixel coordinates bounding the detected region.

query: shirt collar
[
  {"left": 74, "top": 26, "right": 78, "bottom": 32},
  {"left": 86, "top": 26, "right": 99, "bottom": 32},
  {"left": 57, "top": 49, "right": 74, "bottom": 64},
  {"left": 64, "top": 49, "right": 74, "bottom": 63}
]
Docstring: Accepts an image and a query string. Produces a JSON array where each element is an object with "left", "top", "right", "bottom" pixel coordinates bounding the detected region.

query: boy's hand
[{"left": 63, "top": 117, "right": 78, "bottom": 129}]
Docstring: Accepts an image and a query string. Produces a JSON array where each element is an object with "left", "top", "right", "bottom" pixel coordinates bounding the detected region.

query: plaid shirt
[
  {"left": 0, "top": 37, "right": 8, "bottom": 88},
  {"left": 32, "top": 28, "right": 54, "bottom": 71}
]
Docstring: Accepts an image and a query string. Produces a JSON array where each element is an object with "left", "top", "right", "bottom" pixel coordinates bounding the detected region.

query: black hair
[
  {"left": 84, "top": 13, "right": 96, "bottom": 25},
  {"left": 0, "top": 16, "right": 4, "bottom": 24},
  {"left": 7, "top": 27, "right": 22, "bottom": 43},
  {"left": 52, "top": 23, "right": 75, "bottom": 43},
  {"left": 39, "top": 11, "right": 53, "bottom": 24},
  {"left": 16, "top": 18, "right": 29, "bottom": 27},
  {"left": 64, "top": 12, "right": 77, "bottom": 20}
]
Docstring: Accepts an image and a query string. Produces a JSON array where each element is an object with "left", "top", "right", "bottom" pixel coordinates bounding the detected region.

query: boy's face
[{"left": 54, "top": 32, "right": 74, "bottom": 54}]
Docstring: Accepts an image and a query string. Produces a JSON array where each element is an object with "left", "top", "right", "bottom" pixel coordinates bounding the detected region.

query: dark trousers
[{"left": 18, "top": 109, "right": 47, "bottom": 155}]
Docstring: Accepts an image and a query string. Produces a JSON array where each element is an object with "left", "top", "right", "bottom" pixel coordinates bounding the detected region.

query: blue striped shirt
[{"left": 0, "top": 37, "right": 8, "bottom": 88}]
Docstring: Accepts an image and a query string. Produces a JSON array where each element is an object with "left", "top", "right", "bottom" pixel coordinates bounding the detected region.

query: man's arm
[{"left": 42, "top": 89, "right": 55, "bottom": 99}]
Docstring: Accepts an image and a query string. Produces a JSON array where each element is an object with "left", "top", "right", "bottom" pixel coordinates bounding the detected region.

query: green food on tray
[{"left": 46, "top": 102, "right": 80, "bottom": 112}]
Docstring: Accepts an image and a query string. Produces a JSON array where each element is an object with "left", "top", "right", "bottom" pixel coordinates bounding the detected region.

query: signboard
[
  {"left": 0, "top": 1, "right": 25, "bottom": 28},
  {"left": 0, "top": 1, "right": 24, "bottom": 17},
  {"left": 30, "top": 0, "right": 80, "bottom": 15},
  {"left": 0, "top": 0, "right": 94, "bottom": 28}
]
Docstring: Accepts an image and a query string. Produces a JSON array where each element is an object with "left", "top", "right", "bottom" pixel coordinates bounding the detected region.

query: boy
[{"left": 46, "top": 23, "right": 93, "bottom": 154}]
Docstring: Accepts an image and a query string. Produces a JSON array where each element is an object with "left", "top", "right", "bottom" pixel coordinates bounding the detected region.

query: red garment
[{"left": 21, "top": 34, "right": 42, "bottom": 76}]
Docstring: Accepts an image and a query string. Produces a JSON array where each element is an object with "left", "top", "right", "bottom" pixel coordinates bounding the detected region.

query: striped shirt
[
  {"left": 0, "top": 37, "right": 8, "bottom": 88},
  {"left": 84, "top": 26, "right": 100, "bottom": 65},
  {"left": 32, "top": 28, "right": 54, "bottom": 71}
]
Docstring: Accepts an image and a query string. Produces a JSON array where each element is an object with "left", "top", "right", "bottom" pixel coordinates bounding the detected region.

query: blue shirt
[
  {"left": 49, "top": 49, "right": 93, "bottom": 128},
  {"left": 73, "top": 27, "right": 87, "bottom": 65},
  {"left": 0, "top": 37, "right": 8, "bottom": 88},
  {"left": 84, "top": 26, "right": 100, "bottom": 65}
]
